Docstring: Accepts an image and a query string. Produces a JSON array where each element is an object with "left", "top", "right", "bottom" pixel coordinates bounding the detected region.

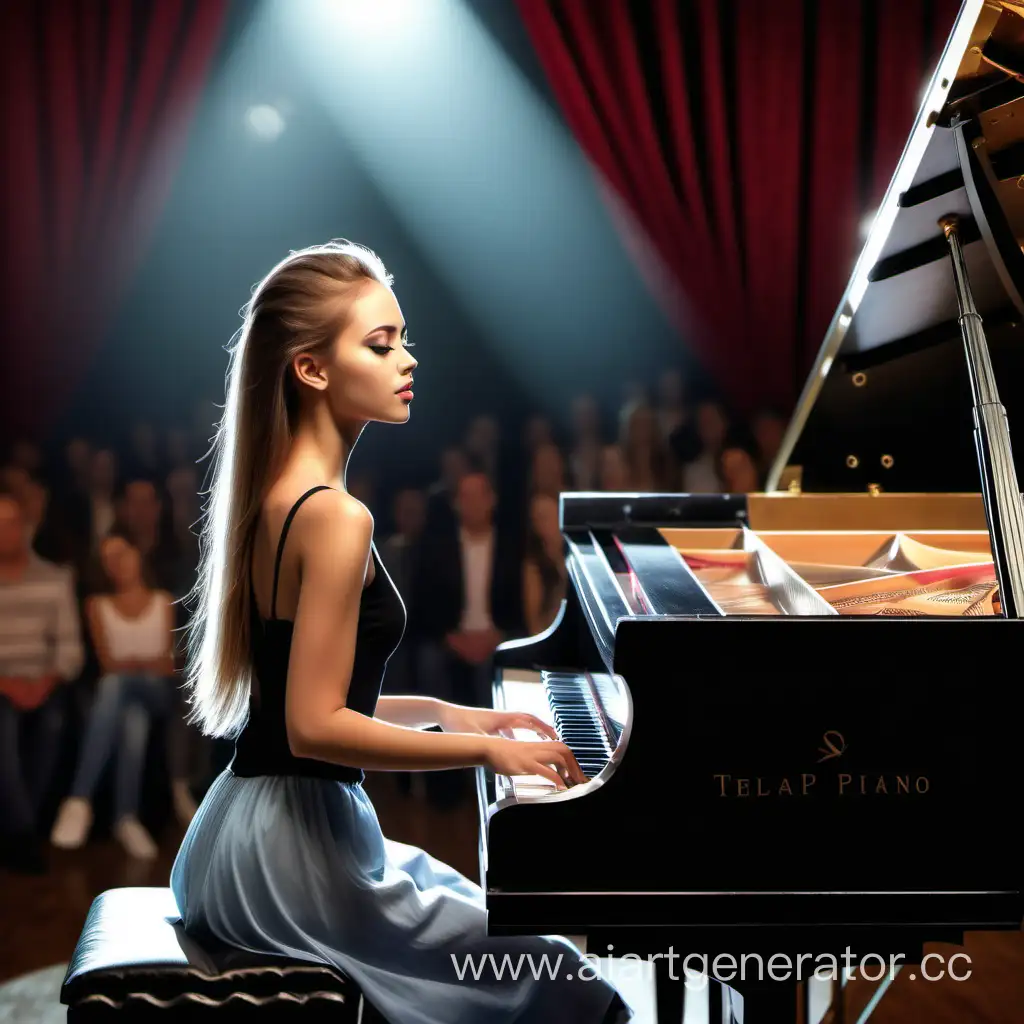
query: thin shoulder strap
[{"left": 270, "top": 485, "right": 334, "bottom": 620}]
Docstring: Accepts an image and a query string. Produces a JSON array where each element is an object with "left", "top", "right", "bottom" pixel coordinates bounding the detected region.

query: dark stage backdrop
[
  {"left": 0, "top": 0, "right": 230, "bottom": 440},
  {"left": 516, "top": 0, "right": 966, "bottom": 415}
]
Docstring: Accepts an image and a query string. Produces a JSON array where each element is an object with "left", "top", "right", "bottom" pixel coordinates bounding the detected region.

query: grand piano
[{"left": 477, "top": 2, "right": 1024, "bottom": 1021}]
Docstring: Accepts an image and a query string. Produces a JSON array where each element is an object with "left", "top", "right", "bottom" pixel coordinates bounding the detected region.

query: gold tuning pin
[{"left": 867, "top": 483, "right": 882, "bottom": 496}]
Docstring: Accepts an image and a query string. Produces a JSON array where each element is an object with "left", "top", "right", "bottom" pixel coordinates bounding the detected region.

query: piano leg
[{"left": 729, "top": 981, "right": 798, "bottom": 1022}]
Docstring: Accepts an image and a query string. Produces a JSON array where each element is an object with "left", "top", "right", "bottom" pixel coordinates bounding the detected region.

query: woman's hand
[
  {"left": 440, "top": 704, "right": 558, "bottom": 742},
  {"left": 482, "top": 736, "right": 587, "bottom": 790}
]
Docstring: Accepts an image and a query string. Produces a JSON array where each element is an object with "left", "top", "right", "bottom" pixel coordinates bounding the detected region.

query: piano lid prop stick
[{"left": 939, "top": 213, "right": 1024, "bottom": 619}]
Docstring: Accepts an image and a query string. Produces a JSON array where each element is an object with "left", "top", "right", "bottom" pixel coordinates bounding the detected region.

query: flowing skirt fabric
[{"left": 170, "top": 770, "right": 632, "bottom": 1024}]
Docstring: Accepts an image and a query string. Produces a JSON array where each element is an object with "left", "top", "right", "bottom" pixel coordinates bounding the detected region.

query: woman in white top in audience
[{"left": 50, "top": 532, "right": 177, "bottom": 859}]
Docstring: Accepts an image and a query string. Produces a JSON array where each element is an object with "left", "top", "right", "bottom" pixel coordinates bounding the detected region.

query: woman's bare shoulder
[{"left": 279, "top": 486, "right": 374, "bottom": 561}]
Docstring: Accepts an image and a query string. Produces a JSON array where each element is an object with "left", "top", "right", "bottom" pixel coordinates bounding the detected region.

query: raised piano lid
[{"left": 767, "top": 0, "right": 1024, "bottom": 499}]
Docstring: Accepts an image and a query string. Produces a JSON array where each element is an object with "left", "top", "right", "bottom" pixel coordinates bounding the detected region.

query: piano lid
[{"left": 768, "top": 0, "right": 1024, "bottom": 495}]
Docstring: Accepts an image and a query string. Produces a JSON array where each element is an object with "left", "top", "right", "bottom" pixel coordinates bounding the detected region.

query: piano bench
[{"left": 60, "top": 887, "right": 377, "bottom": 1022}]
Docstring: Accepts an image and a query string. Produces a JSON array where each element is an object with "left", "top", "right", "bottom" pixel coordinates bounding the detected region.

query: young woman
[
  {"left": 50, "top": 532, "right": 177, "bottom": 859},
  {"left": 170, "top": 242, "right": 632, "bottom": 1024}
]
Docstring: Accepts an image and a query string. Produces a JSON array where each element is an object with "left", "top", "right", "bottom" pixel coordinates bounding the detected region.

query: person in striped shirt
[{"left": 0, "top": 489, "right": 84, "bottom": 873}]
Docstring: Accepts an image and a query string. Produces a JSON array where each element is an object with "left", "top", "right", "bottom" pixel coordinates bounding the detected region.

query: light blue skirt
[{"left": 170, "top": 770, "right": 632, "bottom": 1024}]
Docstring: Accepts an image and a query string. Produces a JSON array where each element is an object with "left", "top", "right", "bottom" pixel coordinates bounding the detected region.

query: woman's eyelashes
[{"left": 369, "top": 339, "right": 415, "bottom": 355}]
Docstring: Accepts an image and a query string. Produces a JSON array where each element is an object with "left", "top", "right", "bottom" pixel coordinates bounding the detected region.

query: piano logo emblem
[
  {"left": 816, "top": 730, "right": 846, "bottom": 762},
  {"left": 712, "top": 729, "right": 931, "bottom": 798}
]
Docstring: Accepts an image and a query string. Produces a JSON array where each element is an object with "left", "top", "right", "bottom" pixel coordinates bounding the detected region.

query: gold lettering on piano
[{"left": 712, "top": 733, "right": 931, "bottom": 797}]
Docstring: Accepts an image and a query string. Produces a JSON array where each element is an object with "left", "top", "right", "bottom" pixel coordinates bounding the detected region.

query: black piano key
[{"left": 540, "top": 671, "right": 615, "bottom": 780}]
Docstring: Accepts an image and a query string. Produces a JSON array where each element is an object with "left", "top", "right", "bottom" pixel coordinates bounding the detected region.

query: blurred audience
[
  {"left": 620, "top": 401, "right": 673, "bottom": 491},
  {"left": 0, "top": 364, "right": 783, "bottom": 848},
  {"left": 50, "top": 533, "right": 179, "bottom": 860},
  {"left": 568, "top": 394, "right": 603, "bottom": 491}
]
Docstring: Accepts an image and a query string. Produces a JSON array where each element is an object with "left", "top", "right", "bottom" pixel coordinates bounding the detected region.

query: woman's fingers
[
  {"left": 523, "top": 715, "right": 559, "bottom": 741},
  {"left": 551, "top": 747, "right": 587, "bottom": 785},
  {"left": 533, "top": 762, "right": 567, "bottom": 790}
]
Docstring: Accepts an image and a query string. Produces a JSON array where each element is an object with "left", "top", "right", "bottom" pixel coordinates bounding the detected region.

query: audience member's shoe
[
  {"left": 0, "top": 832, "right": 47, "bottom": 875},
  {"left": 171, "top": 779, "right": 198, "bottom": 826},
  {"left": 50, "top": 797, "right": 93, "bottom": 849},
  {"left": 114, "top": 816, "right": 159, "bottom": 860}
]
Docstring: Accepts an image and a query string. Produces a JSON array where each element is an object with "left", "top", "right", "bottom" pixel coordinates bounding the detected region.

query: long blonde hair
[{"left": 184, "top": 240, "right": 392, "bottom": 738}]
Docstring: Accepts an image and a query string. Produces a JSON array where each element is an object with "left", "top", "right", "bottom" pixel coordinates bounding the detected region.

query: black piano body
[{"left": 477, "top": 1, "right": 1024, "bottom": 1020}]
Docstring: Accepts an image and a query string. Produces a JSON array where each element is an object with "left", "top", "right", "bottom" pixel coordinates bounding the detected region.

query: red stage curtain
[
  {"left": 0, "top": 0, "right": 228, "bottom": 440},
  {"left": 516, "top": 0, "right": 966, "bottom": 415}
]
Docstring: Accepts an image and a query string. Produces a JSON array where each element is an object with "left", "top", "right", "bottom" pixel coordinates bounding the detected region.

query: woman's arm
[
  {"left": 374, "top": 695, "right": 445, "bottom": 729},
  {"left": 284, "top": 490, "right": 491, "bottom": 772}
]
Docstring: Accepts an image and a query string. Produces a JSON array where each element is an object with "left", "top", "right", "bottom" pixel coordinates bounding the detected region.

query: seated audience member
[
  {"left": 424, "top": 445, "right": 469, "bottom": 535},
  {"left": 0, "top": 491, "right": 84, "bottom": 873},
  {"left": 681, "top": 400, "right": 730, "bottom": 493},
  {"left": 719, "top": 446, "right": 760, "bottom": 493},
  {"left": 752, "top": 409, "right": 787, "bottom": 484},
  {"left": 522, "top": 493, "right": 567, "bottom": 636},
  {"left": 50, "top": 532, "right": 179, "bottom": 859},
  {"left": 568, "top": 393, "right": 603, "bottom": 491},
  {"left": 619, "top": 400, "right": 673, "bottom": 491},
  {"left": 598, "top": 443, "right": 631, "bottom": 491},
  {"left": 522, "top": 414, "right": 554, "bottom": 457},
  {"left": 112, "top": 474, "right": 185, "bottom": 594},
  {"left": 529, "top": 440, "right": 567, "bottom": 501},
  {"left": 380, "top": 487, "right": 427, "bottom": 602},
  {"left": 656, "top": 368, "right": 689, "bottom": 429}
]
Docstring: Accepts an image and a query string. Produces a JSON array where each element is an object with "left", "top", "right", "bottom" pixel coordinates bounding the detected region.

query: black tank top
[{"left": 230, "top": 485, "right": 406, "bottom": 785}]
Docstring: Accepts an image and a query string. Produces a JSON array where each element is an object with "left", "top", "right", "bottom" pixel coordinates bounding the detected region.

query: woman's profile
[{"left": 170, "top": 241, "right": 632, "bottom": 1024}]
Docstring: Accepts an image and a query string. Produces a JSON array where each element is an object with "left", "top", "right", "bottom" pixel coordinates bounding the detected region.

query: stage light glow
[
  {"left": 328, "top": 0, "right": 428, "bottom": 39},
  {"left": 246, "top": 104, "right": 285, "bottom": 140}
]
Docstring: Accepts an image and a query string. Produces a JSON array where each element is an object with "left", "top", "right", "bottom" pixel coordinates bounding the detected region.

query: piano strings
[{"left": 672, "top": 533, "right": 1000, "bottom": 617}]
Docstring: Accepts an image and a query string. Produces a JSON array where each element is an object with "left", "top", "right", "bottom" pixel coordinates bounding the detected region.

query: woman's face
[
  {"left": 101, "top": 536, "right": 142, "bottom": 589},
  {"left": 298, "top": 279, "right": 418, "bottom": 427}
]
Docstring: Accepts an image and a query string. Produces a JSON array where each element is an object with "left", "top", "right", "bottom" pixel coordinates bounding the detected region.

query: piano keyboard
[{"left": 495, "top": 669, "right": 624, "bottom": 800}]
